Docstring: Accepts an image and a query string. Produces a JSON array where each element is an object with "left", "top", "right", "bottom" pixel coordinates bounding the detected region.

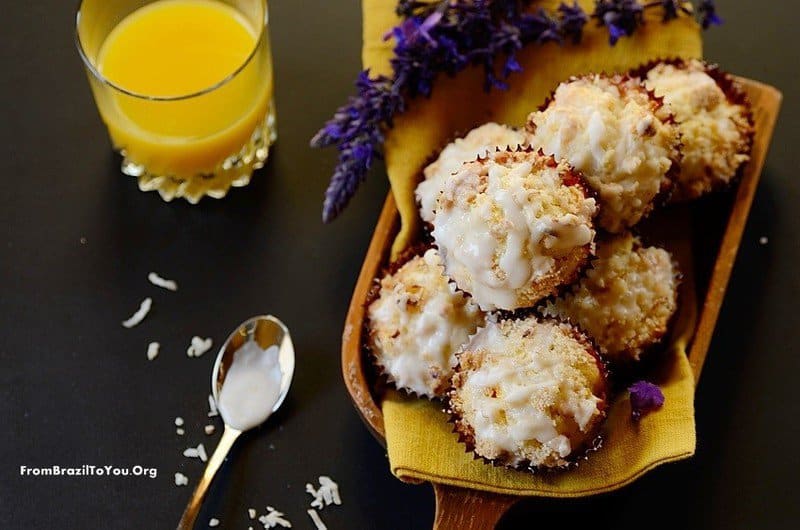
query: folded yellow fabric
[
  {"left": 362, "top": 0, "right": 701, "bottom": 496},
  {"left": 384, "top": 343, "right": 695, "bottom": 496}
]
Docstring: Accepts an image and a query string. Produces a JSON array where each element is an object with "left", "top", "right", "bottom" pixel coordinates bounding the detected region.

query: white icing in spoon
[{"left": 217, "top": 341, "right": 283, "bottom": 431}]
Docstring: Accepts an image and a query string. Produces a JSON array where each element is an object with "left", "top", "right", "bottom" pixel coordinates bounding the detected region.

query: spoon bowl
[{"left": 211, "top": 314, "right": 295, "bottom": 415}]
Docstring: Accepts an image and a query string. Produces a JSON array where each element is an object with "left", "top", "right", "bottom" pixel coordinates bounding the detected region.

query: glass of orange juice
[{"left": 75, "top": 0, "right": 275, "bottom": 202}]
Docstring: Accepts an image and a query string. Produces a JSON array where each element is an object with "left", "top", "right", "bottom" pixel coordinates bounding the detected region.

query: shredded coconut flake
[
  {"left": 174, "top": 472, "right": 188, "bottom": 486},
  {"left": 759, "top": 236, "right": 769, "bottom": 245},
  {"left": 207, "top": 394, "right": 219, "bottom": 417},
  {"left": 146, "top": 342, "right": 160, "bottom": 361},
  {"left": 307, "top": 509, "right": 327, "bottom": 530},
  {"left": 187, "top": 336, "right": 213, "bottom": 358},
  {"left": 122, "top": 298, "right": 152, "bottom": 328},
  {"left": 208, "top": 518, "right": 219, "bottom": 527},
  {"left": 182, "top": 443, "right": 207, "bottom": 461},
  {"left": 175, "top": 417, "right": 184, "bottom": 426},
  {"left": 306, "top": 476, "right": 342, "bottom": 510},
  {"left": 248, "top": 508, "right": 257, "bottom": 519},
  {"left": 176, "top": 428, "right": 185, "bottom": 436},
  {"left": 259, "top": 506, "right": 292, "bottom": 528},
  {"left": 204, "top": 424, "right": 216, "bottom": 435},
  {"left": 148, "top": 271, "right": 178, "bottom": 291}
]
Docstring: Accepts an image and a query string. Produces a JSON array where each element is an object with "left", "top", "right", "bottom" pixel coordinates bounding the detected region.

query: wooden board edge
[{"left": 688, "top": 78, "right": 783, "bottom": 382}]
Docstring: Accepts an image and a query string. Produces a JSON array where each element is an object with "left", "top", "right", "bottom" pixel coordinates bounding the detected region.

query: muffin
[
  {"left": 431, "top": 148, "right": 597, "bottom": 311},
  {"left": 541, "top": 232, "right": 679, "bottom": 363},
  {"left": 416, "top": 123, "right": 532, "bottom": 223},
  {"left": 640, "top": 59, "right": 753, "bottom": 201},
  {"left": 526, "top": 74, "right": 680, "bottom": 233},
  {"left": 449, "top": 317, "right": 608, "bottom": 470},
  {"left": 367, "top": 248, "right": 485, "bottom": 398}
]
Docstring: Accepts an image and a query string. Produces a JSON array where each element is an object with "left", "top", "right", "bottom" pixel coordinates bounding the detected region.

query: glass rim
[{"left": 74, "top": 0, "right": 268, "bottom": 102}]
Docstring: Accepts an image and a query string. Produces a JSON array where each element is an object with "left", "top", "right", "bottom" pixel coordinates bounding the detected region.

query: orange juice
[{"left": 94, "top": 0, "right": 272, "bottom": 179}]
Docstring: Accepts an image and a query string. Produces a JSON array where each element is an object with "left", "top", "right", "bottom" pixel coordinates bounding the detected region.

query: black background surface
[{"left": 0, "top": 1, "right": 798, "bottom": 528}]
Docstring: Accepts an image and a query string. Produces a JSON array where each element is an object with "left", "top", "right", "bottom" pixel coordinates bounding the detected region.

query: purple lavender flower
[
  {"left": 523, "top": 8, "right": 563, "bottom": 44},
  {"left": 316, "top": 1, "right": 572, "bottom": 219},
  {"left": 312, "top": 72, "right": 404, "bottom": 222},
  {"left": 558, "top": 2, "right": 589, "bottom": 43},
  {"left": 593, "top": 0, "right": 645, "bottom": 45},
  {"left": 628, "top": 380, "right": 665, "bottom": 421},
  {"left": 313, "top": 0, "right": 722, "bottom": 222},
  {"left": 698, "top": 0, "right": 722, "bottom": 29}
]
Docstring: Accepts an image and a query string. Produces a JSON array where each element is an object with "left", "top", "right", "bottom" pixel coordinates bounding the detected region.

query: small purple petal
[
  {"left": 420, "top": 10, "right": 443, "bottom": 32},
  {"left": 504, "top": 55, "right": 522, "bottom": 76},
  {"left": 558, "top": 2, "right": 588, "bottom": 43},
  {"left": 629, "top": 381, "right": 665, "bottom": 421},
  {"left": 699, "top": 0, "right": 723, "bottom": 29},
  {"left": 608, "top": 23, "right": 624, "bottom": 44},
  {"left": 594, "top": 0, "right": 644, "bottom": 44}
]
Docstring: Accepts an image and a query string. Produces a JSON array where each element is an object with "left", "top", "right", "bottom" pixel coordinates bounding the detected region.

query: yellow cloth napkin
[{"left": 362, "top": 0, "right": 701, "bottom": 496}]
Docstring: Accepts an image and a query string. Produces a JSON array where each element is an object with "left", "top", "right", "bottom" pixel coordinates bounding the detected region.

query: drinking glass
[{"left": 75, "top": 0, "right": 276, "bottom": 202}]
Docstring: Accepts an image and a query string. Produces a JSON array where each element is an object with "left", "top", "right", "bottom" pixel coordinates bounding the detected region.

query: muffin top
[
  {"left": 367, "top": 249, "right": 485, "bottom": 398},
  {"left": 643, "top": 59, "right": 752, "bottom": 201},
  {"left": 450, "top": 317, "right": 607, "bottom": 469},
  {"left": 527, "top": 74, "right": 679, "bottom": 233},
  {"left": 416, "top": 123, "right": 532, "bottom": 223},
  {"left": 541, "top": 232, "right": 679, "bottom": 362},
  {"left": 431, "top": 148, "right": 597, "bottom": 311}
]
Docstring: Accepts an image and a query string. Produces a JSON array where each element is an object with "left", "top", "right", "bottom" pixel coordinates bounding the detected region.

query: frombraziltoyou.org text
[{"left": 20, "top": 465, "right": 157, "bottom": 479}]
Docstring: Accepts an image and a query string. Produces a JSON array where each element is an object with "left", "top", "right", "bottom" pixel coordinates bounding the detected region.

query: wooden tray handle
[{"left": 433, "top": 483, "right": 518, "bottom": 530}]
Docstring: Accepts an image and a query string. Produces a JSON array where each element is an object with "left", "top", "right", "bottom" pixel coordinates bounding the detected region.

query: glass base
[{"left": 121, "top": 102, "right": 277, "bottom": 204}]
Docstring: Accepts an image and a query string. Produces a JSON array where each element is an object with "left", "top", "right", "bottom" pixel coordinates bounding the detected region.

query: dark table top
[{"left": 1, "top": 1, "right": 798, "bottom": 528}]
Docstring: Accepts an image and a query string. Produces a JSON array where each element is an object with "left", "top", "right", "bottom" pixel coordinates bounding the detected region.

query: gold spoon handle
[{"left": 177, "top": 426, "right": 242, "bottom": 530}]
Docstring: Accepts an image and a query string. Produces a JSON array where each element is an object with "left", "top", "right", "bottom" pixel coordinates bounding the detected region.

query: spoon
[{"left": 177, "top": 315, "right": 295, "bottom": 529}]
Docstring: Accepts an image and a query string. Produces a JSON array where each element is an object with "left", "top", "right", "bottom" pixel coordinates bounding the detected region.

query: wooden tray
[{"left": 341, "top": 77, "right": 782, "bottom": 529}]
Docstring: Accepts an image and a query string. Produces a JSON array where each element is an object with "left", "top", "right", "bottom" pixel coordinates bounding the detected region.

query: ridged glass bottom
[{"left": 121, "top": 101, "right": 277, "bottom": 204}]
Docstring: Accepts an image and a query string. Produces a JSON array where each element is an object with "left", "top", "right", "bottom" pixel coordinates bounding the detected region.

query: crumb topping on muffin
[
  {"left": 541, "top": 232, "right": 679, "bottom": 362},
  {"left": 450, "top": 317, "right": 607, "bottom": 469},
  {"left": 416, "top": 123, "right": 532, "bottom": 223},
  {"left": 527, "top": 74, "right": 680, "bottom": 233},
  {"left": 643, "top": 59, "right": 752, "bottom": 201},
  {"left": 431, "top": 149, "right": 597, "bottom": 311},
  {"left": 367, "top": 249, "right": 485, "bottom": 398}
]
